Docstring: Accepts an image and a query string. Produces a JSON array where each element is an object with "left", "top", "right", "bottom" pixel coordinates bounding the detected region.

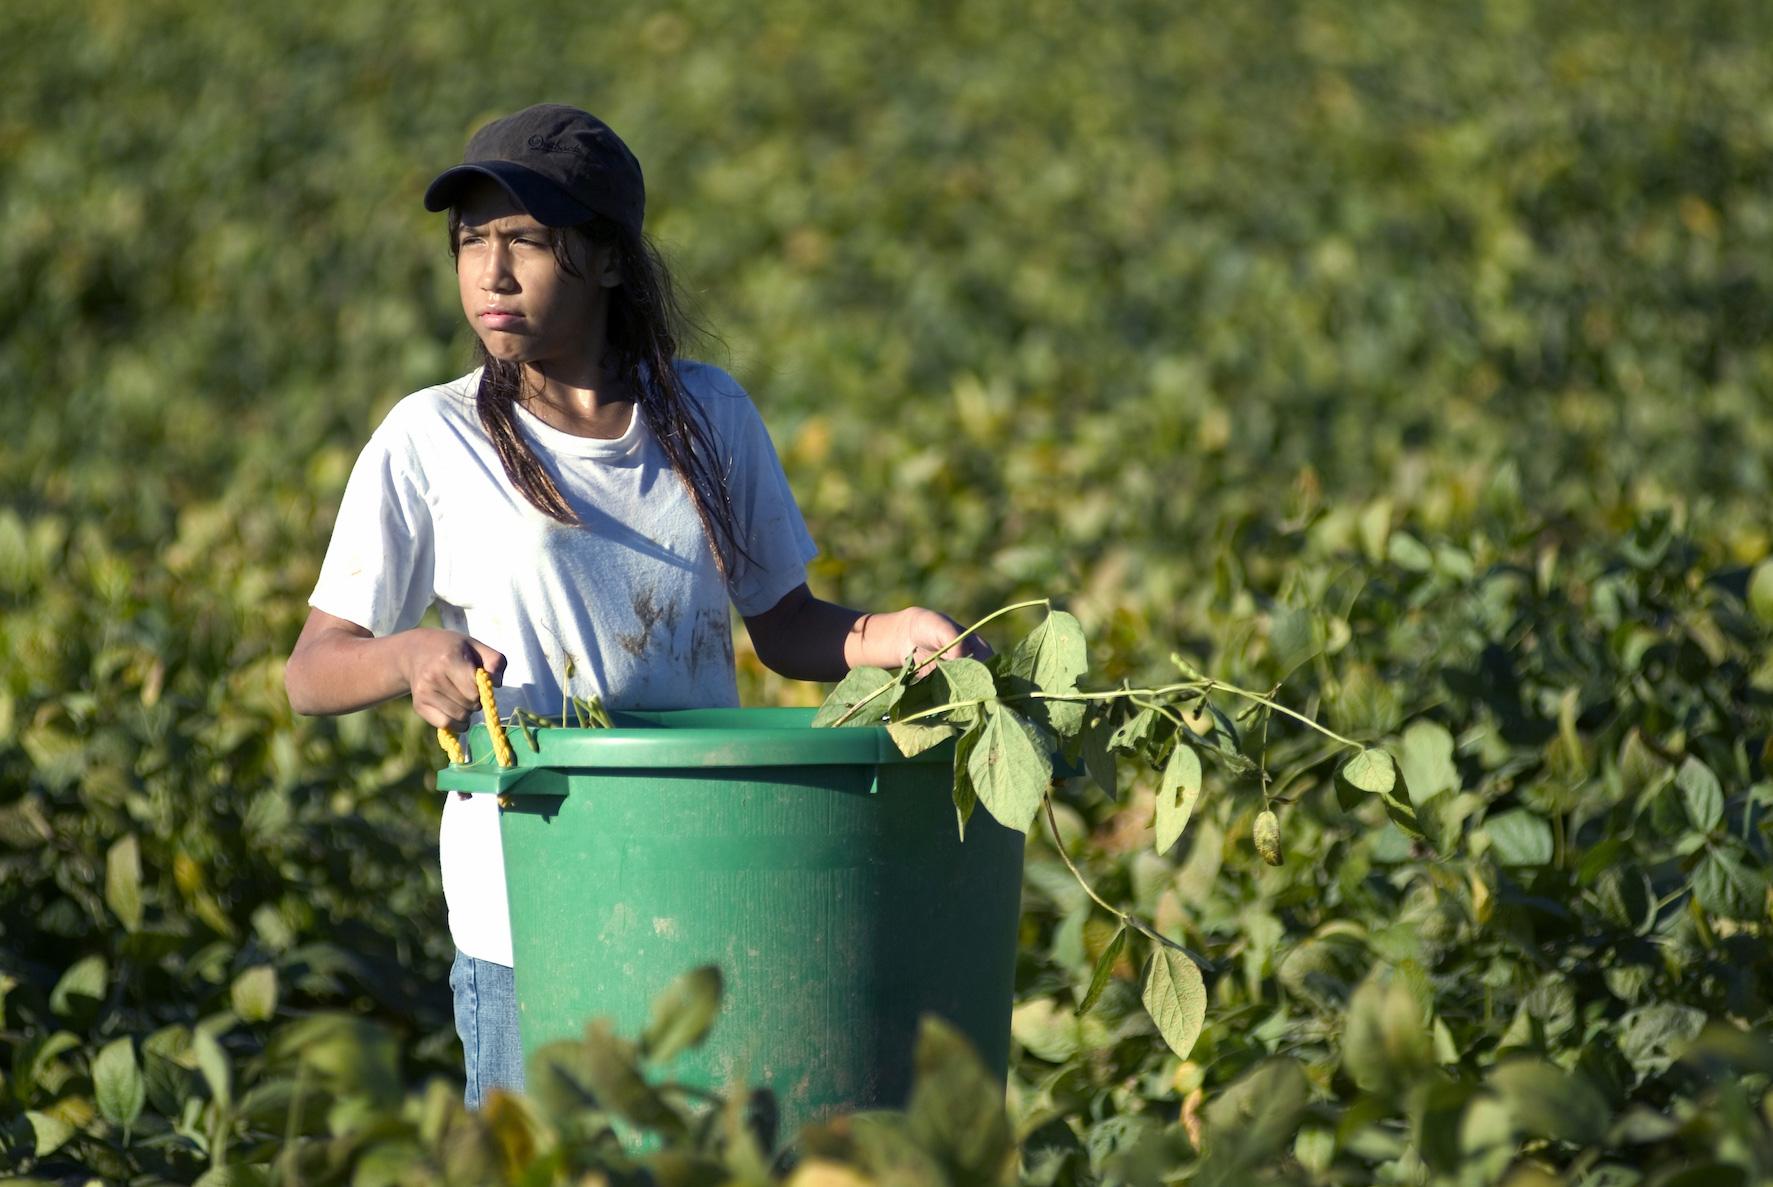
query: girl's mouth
[{"left": 480, "top": 310, "right": 525, "bottom": 329}]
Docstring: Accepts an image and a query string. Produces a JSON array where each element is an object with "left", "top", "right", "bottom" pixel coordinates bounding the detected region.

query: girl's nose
[{"left": 480, "top": 247, "right": 516, "bottom": 292}]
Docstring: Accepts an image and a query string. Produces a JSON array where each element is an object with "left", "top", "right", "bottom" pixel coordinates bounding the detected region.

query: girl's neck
[{"left": 517, "top": 358, "right": 636, "bottom": 440}]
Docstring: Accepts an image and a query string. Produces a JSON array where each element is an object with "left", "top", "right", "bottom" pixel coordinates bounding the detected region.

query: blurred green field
[{"left": 4, "top": 0, "right": 1773, "bottom": 1182}]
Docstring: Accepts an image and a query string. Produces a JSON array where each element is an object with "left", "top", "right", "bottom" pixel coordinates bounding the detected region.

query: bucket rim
[{"left": 435, "top": 705, "right": 954, "bottom": 794}]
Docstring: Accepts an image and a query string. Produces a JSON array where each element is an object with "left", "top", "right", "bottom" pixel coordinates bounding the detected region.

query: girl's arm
[
  {"left": 284, "top": 607, "right": 507, "bottom": 730},
  {"left": 741, "top": 583, "right": 992, "bottom": 684}
]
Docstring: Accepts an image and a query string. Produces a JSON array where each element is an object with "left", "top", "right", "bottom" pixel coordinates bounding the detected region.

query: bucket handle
[{"left": 438, "top": 667, "right": 516, "bottom": 770}]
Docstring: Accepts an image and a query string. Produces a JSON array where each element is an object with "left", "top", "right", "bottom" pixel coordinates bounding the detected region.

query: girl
[{"left": 282, "top": 104, "right": 991, "bottom": 1108}]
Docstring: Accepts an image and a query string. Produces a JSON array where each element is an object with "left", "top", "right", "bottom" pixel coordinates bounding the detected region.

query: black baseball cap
[{"left": 424, "top": 104, "right": 645, "bottom": 235}]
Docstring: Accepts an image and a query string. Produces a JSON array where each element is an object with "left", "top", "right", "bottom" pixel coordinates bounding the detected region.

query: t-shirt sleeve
[
  {"left": 718, "top": 385, "right": 820, "bottom": 617},
  {"left": 307, "top": 422, "right": 438, "bottom": 636}
]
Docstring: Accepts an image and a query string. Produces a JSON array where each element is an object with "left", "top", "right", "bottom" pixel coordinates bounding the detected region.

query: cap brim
[{"left": 422, "top": 161, "right": 597, "bottom": 227}]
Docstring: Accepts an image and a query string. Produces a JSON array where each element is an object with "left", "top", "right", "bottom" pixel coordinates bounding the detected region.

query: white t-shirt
[{"left": 308, "top": 360, "right": 818, "bottom": 965}]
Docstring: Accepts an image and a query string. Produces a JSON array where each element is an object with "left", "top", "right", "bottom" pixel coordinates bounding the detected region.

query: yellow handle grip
[
  {"left": 437, "top": 726, "right": 467, "bottom": 765},
  {"left": 437, "top": 667, "right": 515, "bottom": 768}
]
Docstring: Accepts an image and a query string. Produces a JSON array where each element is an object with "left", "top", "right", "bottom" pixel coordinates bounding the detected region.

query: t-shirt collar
[{"left": 493, "top": 364, "right": 653, "bottom": 461}]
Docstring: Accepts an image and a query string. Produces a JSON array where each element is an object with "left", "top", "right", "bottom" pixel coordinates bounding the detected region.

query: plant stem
[
  {"left": 1198, "top": 680, "right": 1364, "bottom": 751},
  {"left": 275, "top": 1058, "right": 310, "bottom": 1187},
  {"left": 890, "top": 679, "right": 1361, "bottom": 754},
  {"left": 1128, "top": 694, "right": 1188, "bottom": 732},
  {"left": 894, "top": 697, "right": 995, "bottom": 724},
  {"left": 1265, "top": 738, "right": 1349, "bottom": 802},
  {"left": 1043, "top": 794, "right": 1127, "bottom": 922},
  {"left": 1042, "top": 796, "right": 1216, "bottom": 970},
  {"left": 831, "top": 597, "right": 1050, "bottom": 725},
  {"left": 1258, "top": 701, "right": 1273, "bottom": 796}
]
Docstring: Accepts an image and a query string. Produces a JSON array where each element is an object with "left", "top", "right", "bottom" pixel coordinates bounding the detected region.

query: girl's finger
[
  {"left": 416, "top": 701, "right": 464, "bottom": 732},
  {"left": 443, "top": 665, "right": 485, "bottom": 710},
  {"left": 417, "top": 685, "right": 478, "bottom": 731},
  {"left": 468, "top": 639, "right": 507, "bottom": 682}
]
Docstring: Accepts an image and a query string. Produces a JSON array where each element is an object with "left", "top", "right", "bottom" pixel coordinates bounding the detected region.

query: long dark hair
[{"left": 447, "top": 210, "right": 750, "bottom": 579}]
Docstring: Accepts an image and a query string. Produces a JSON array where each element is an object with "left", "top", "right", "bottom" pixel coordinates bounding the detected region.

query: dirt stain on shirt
[
  {"left": 616, "top": 587, "right": 683, "bottom": 657},
  {"left": 689, "top": 604, "right": 735, "bottom": 673}
]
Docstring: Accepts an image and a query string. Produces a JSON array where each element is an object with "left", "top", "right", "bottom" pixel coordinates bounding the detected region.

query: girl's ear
[{"left": 594, "top": 247, "right": 622, "bottom": 289}]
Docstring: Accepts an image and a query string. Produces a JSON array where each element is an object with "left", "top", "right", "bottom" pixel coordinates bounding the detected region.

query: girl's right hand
[{"left": 400, "top": 628, "right": 507, "bottom": 731}]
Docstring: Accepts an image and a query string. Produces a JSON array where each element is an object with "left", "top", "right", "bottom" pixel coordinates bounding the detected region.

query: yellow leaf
[{"left": 787, "top": 1158, "right": 875, "bottom": 1187}]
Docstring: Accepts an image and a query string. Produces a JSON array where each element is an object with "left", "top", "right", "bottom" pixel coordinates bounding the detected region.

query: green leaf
[
  {"left": 966, "top": 702, "right": 1052, "bottom": 834},
  {"left": 1488, "top": 1059, "right": 1609, "bottom": 1145},
  {"left": 1485, "top": 809, "right": 1554, "bottom": 867},
  {"left": 1009, "top": 609, "right": 1087, "bottom": 692},
  {"left": 142, "top": 1028, "right": 196, "bottom": 1118},
  {"left": 886, "top": 720, "right": 958, "bottom": 758},
  {"left": 1267, "top": 606, "right": 1320, "bottom": 680},
  {"left": 1617, "top": 1003, "right": 1707, "bottom": 1079},
  {"left": 1359, "top": 498, "right": 1392, "bottom": 562},
  {"left": 812, "top": 666, "right": 900, "bottom": 727},
  {"left": 1293, "top": 1124, "right": 1337, "bottom": 1176},
  {"left": 25, "top": 1109, "right": 76, "bottom": 1158},
  {"left": 844, "top": 1112, "right": 949, "bottom": 1184},
  {"left": 1154, "top": 743, "right": 1202, "bottom": 856},
  {"left": 1203, "top": 702, "right": 1245, "bottom": 757},
  {"left": 268, "top": 1014, "right": 400, "bottom": 1104},
  {"left": 1380, "top": 787, "right": 1425, "bottom": 841},
  {"left": 1201, "top": 1058, "right": 1310, "bottom": 1169},
  {"left": 230, "top": 966, "right": 278, "bottom": 1023},
  {"left": 1398, "top": 720, "right": 1458, "bottom": 804},
  {"left": 642, "top": 965, "right": 723, "bottom": 1063},
  {"left": 1107, "top": 706, "right": 1157, "bottom": 754},
  {"left": 1749, "top": 559, "right": 1773, "bottom": 624},
  {"left": 1388, "top": 531, "right": 1434, "bottom": 572},
  {"left": 1077, "top": 925, "right": 1127, "bottom": 1015},
  {"left": 93, "top": 1035, "right": 145, "bottom": 1128},
  {"left": 906, "top": 1016, "right": 1015, "bottom": 1186},
  {"left": 1656, "top": 1166, "right": 1748, "bottom": 1187},
  {"left": 1458, "top": 1095, "right": 1517, "bottom": 1180},
  {"left": 525, "top": 1039, "right": 600, "bottom": 1118},
  {"left": 1693, "top": 846, "right": 1765, "bottom": 920},
  {"left": 194, "top": 1026, "right": 232, "bottom": 1108},
  {"left": 1677, "top": 756, "right": 1723, "bottom": 833},
  {"left": 15, "top": 1031, "right": 80, "bottom": 1099},
  {"left": 1011, "top": 999, "right": 1080, "bottom": 1063},
  {"left": 194, "top": 1167, "right": 271, "bottom": 1187},
  {"left": 1498, "top": 977, "right": 1576, "bottom": 1051},
  {"left": 581, "top": 1019, "right": 685, "bottom": 1140},
  {"left": 1140, "top": 947, "right": 1206, "bottom": 1059},
  {"left": 935, "top": 657, "right": 999, "bottom": 725},
  {"left": 1008, "top": 609, "right": 1088, "bottom": 739},
  {"left": 49, "top": 954, "right": 107, "bottom": 1018},
  {"left": 1681, "top": 1025, "right": 1773, "bottom": 1076},
  {"left": 1037, "top": 696, "right": 1086, "bottom": 740},
  {"left": 20, "top": 719, "right": 84, "bottom": 790},
  {"left": 1408, "top": 1078, "right": 1475, "bottom": 1175},
  {"left": 1341, "top": 970, "right": 1432, "bottom": 1096},
  {"left": 1340, "top": 748, "right": 1397, "bottom": 794},
  {"left": 105, "top": 833, "right": 143, "bottom": 932},
  {"left": 952, "top": 726, "right": 981, "bottom": 842},
  {"left": 1081, "top": 709, "right": 1117, "bottom": 798}
]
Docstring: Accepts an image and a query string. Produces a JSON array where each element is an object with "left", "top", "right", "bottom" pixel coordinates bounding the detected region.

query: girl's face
[{"left": 453, "top": 178, "right": 619, "bottom": 377}]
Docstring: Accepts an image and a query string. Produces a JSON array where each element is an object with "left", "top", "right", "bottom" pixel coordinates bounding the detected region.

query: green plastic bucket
[{"left": 435, "top": 707, "right": 1024, "bottom": 1131}]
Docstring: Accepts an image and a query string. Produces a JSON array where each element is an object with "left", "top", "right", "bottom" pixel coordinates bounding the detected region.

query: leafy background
[{"left": 4, "top": 0, "right": 1773, "bottom": 1182}]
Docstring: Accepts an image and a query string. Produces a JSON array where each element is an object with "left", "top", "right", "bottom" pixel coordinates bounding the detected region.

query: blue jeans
[{"left": 450, "top": 949, "right": 525, "bottom": 1108}]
